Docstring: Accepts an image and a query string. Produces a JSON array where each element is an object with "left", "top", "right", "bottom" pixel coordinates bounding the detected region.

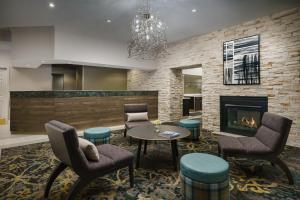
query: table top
[{"left": 127, "top": 125, "right": 191, "bottom": 141}]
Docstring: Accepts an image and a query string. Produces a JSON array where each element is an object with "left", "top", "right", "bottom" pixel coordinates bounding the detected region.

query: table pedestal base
[{"left": 135, "top": 139, "right": 178, "bottom": 170}]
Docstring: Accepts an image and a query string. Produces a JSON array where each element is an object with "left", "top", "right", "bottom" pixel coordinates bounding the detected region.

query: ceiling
[{"left": 0, "top": 0, "right": 299, "bottom": 43}]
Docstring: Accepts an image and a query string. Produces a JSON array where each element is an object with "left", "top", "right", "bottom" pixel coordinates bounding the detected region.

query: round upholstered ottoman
[
  {"left": 84, "top": 127, "right": 111, "bottom": 144},
  {"left": 179, "top": 119, "right": 201, "bottom": 140},
  {"left": 180, "top": 153, "right": 229, "bottom": 200}
]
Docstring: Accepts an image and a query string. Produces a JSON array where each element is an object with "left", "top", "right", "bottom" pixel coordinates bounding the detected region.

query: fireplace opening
[{"left": 220, "top": 96, "right": 268, "bottom": 136}]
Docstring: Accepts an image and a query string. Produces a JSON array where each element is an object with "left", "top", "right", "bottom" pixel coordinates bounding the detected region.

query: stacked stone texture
[{"left": 128, "top": 8, "right": 300, "bottom": 136}]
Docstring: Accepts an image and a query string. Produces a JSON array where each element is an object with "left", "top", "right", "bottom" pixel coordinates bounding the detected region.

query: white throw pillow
[
  {"left": 127, "top": 112, "right": 149, "bottom": 122},
  {"left": 78, "top": 138, "right": 100, "bottom": 161}
]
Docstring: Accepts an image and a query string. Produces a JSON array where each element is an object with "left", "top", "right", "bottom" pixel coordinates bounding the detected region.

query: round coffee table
[{"left": 127, "top": 125, "right": 190, "bottom": 170}]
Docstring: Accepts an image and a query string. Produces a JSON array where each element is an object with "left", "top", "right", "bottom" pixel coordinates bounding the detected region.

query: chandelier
[{"left": 128, "top": 0, "right": 168, "bottom": 60}]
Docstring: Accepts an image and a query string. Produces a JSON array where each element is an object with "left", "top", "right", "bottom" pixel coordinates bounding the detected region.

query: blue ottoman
[
  {"left": 180, "top": 153, "right": 230, "bottom": 200},
  {"left": 179, "top": 119, "right": 201, "bottom": 140},
  {"left": 84, "top": 127, "right": 111, "bottom": 144}
]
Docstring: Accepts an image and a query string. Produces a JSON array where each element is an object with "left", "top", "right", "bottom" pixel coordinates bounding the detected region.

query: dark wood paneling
[{"left": 11, "top": 95, "right": 158, "bottom": 133}]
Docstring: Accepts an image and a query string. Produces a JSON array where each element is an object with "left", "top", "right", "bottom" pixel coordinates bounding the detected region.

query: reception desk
[{"left": 10, "top": 91, "right": 158, "bottom": 133}]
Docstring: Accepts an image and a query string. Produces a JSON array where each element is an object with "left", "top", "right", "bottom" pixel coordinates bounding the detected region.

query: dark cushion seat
[
  {"left": 217, "top": 136, "right": 246, "bottom": 155},
  {"left": 238, "top": 137, "right": 272, "bottom": 155},
  {"left": 97, "top": 144, "right": 134, "bottom": 167},
  {"left": 125, "top": 121, "right": 153, "bottom": 129},
  {"left": 218, "top": 136, "right": 272, "bottom": 156},
  {"left": 85, "top": 154, "right": 115, "bottom": 173}
]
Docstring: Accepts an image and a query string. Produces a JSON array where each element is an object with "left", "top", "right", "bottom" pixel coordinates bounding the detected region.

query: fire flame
[{"left": 241, "top": 117, "right": 258, "bottom": 128}]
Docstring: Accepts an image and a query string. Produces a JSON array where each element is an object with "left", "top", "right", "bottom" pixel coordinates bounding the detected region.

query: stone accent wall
[
  {"left": 128, "top": 8, "right": 300, "bottom": 136},
  {"left": 127, "top": 67, "right": 183, "bottom": 121}
]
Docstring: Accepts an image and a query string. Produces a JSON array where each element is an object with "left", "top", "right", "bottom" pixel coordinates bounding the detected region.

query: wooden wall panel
[{"left": 10, "top": 95, "right": 158, "bottom": 133}]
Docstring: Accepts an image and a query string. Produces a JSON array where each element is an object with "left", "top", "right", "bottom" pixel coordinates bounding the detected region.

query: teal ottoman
[
  {"left": 180, "top": 153, "right": 229, "bottom": 200},
  {"left": 84, "top": 127, "right": 111, "bottom": 144},
  {"left": 179, "top": 119, "right": 201, "bottom": 140}
]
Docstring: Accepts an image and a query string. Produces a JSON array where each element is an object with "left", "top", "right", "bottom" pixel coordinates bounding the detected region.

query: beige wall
[
  {"left": 83, "top": 66, "right": 127, "bottom": 90},
  {"left": 7, "top": 26, "right": 155, "bottom": 69},
  {"left": 11, "top": 27, "right": 54, "bottom": 68},
  {"left": 8, "top": 65, "right": 127, "bottom": 91},
  {"left": 6, "top": 27, "right": 53, "bottom": 91},
  {"left": 54, "top": 26, "right": 155, "bottom": 70},
  {"left": 10, "top": 64, "right": 52, "bottom": 91},
  {"left": 0, "top": 50, "right": 11, "bottom": 67},
  {"left": 128, "top": 8, "right": 300, "bottom": 137}
]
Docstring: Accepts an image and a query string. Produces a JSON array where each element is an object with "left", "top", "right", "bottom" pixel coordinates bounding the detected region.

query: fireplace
[{"left": 220, "top": 96, "right": 268, "bottom": 136}]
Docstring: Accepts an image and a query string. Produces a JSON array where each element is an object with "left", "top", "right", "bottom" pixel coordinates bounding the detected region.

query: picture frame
[{"left": 223, "top": 35, "right": 260, "bottom": 85}]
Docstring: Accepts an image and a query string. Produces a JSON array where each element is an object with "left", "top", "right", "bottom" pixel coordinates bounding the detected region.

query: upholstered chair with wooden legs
[{"left": 44, "top": 120, "right": 134, "bottom": 199}]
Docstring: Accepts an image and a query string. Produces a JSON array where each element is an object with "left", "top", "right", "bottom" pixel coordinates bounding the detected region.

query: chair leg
[
  {"left": 144, "top": 140, "right": 147, "bottom": 154},
  {"left": 124, "top": 129, "right": 127, "bottom": 137},
  {"left": 171, "top": 140, "right": 178, "bottom": 170},
  {"left": 129, "top": 163, "right": 134, "bottom": 187},
  {"left": 44, "top": 162, "right": 67, "bottom": 199},
  {"left": 66, "top": 177, "right": 90, "bottom": 200},
  {"left": 272, "top": 157, "right": 294, "bottom": 185},
  {"left": 136, "top": 139, "right": 142, "bottom": 168},
  {"left": 218, "top": 146, "right": 227, "bottom": 160}
]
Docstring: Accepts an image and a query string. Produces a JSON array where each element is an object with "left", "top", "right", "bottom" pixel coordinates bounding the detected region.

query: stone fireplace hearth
[{"left": 220, "top": 96, "right": 268, "bottom": 136}]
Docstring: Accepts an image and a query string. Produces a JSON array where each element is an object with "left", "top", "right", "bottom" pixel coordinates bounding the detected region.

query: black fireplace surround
[{"left": 220, "top": 96, "right": 268, "bottom": 136}]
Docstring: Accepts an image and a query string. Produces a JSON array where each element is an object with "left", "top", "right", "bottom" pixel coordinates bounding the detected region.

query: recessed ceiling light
[
  {"left": 49, "top": 2, "right": 55, "bottom": 8},
  {"left": 106, "top": 19, "right": 112, "bottom": 23},
  {"left": 192, "top": 9, "right": 197, "bottom": 13}
]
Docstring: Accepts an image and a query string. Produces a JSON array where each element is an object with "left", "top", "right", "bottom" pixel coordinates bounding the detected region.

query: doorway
[
  {"left": 182, "top": 66, "right": 202, "bottom": 117},
  {"left": 52, "top": 74, "right": 64, "bottom": 90}
]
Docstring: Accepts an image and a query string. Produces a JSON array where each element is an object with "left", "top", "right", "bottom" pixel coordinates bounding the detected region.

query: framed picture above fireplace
[{"left": 223, "top": 35, "right": 260, "bottom": 85}]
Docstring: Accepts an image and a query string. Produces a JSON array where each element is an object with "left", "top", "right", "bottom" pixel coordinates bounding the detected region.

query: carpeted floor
[{"left": 0, "top": 130, "right": 299, "bottom": 200}]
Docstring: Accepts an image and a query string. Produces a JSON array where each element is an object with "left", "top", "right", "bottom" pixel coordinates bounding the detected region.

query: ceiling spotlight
[
  {"left": 49, "top": 2, "right": 55, "bottom": 8},
  {"left": 192, "top": 9, "right": 197, "bottom": 13},
  {"left": 106, "top": 19, "right": 112, "bottom": 23}
]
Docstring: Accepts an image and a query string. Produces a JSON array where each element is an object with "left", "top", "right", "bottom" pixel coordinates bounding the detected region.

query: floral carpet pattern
[{"left": 0, "top": 130, "right": 299, "bottom": 200}]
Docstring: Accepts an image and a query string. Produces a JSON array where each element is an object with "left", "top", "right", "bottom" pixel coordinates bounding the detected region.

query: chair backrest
[
  {"left": 45, "top": 120, "right": 87, "bottom": 172},
  {"left": 124, "top": 103, "right": 148, "bottom": 121},
  {"left": 255, "top": 112, "right": 292, "bottom": 155}
]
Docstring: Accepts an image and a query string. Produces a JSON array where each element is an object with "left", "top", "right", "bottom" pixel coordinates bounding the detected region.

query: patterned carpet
[{"left": 0, "top": 130, "right": 299, "bottom": 200}]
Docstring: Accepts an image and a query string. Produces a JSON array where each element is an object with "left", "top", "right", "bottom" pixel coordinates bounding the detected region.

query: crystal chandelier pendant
[{"left": 128, "top": 0, "right": 168, "bottom": 60}]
